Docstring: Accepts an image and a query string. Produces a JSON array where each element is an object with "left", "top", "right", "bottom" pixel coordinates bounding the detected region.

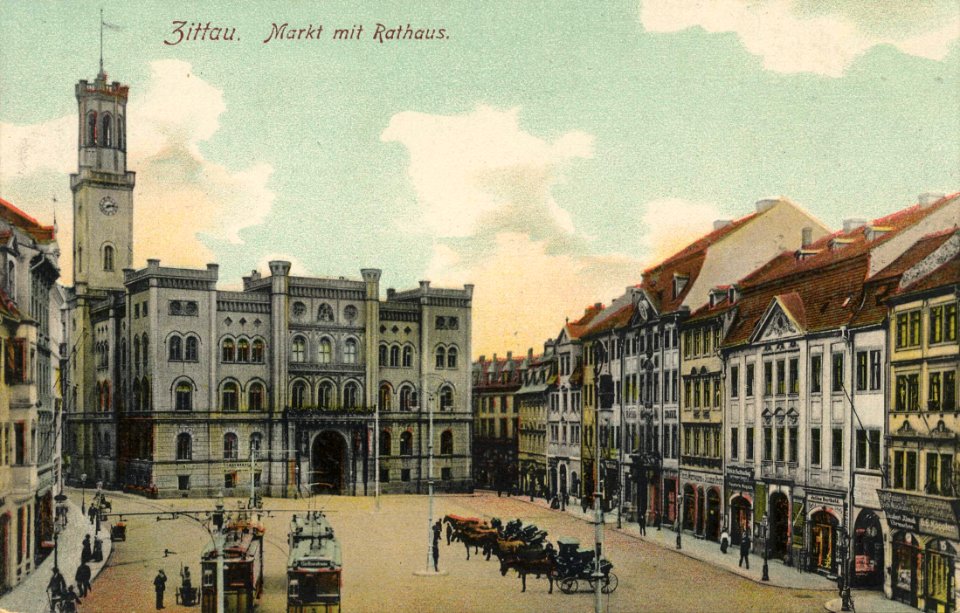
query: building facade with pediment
[{"left": 63, "top": 65, "right": 474, "bottom": 499}]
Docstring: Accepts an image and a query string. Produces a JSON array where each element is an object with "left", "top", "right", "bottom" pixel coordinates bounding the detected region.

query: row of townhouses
[
  {"left": 475, "top": 194, "right": 959, "bottom": 611},
  {"left": 0, "top": 198, "right": 64, "bottom": 593}
]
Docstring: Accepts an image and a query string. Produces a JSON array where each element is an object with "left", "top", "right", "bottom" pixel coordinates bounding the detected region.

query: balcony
[
  {"left": 760, "top": 460, "right": 798, "bottom": 481},
  {"left": 288, "top": 404, "right": 374, "bottom": 416}
]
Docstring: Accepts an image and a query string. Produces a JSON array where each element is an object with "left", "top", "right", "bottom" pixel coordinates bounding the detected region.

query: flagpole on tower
[{"left": 99, "top": 8, "right": 104, "bottom": 76}]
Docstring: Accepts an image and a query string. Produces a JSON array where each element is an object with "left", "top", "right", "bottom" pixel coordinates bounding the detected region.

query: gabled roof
[
  {"left": 0, "top": 197, "right": 56, "bottom": 243},
  {"left": 581, "top": 293, "right": 635, "bottom": 338},
  {"left": 564, "top": 304, "right": 604, "bottom": 340}
]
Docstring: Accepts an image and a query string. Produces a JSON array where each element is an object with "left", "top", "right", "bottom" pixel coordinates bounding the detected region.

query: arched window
[
  {"left": 402, "top": 346, "right": 413, "bottom": 368},
  {"left": 221, "top": 338, "right": 236, "bottom": 362},
  {"left": 102, "top": 244, "right": 114, "bottom": 271},
  {"left": 291, "top": 381, "right": 307, "bottom": 409},
  {"left": 441, "top": 430, "right": 454, "bottom": 455},
  {"left": 176, "top": 433, "right": 192, "bottom": 461},
  {"left": 121, "top": 339, "right": 127, "bottom": 370},
  {"left": 251, "top": 339, "right": 265, "bottom": 363},
  {"left": 117, "top": 115, "right": 125, "bottom": 150},
  {"left": 185, "top": 336, "right": 199, "bottom": 361},
  {"left": 344, "top": 339, "right": 358, "bottom": 364},
  {"left": 380, "top": 430, "right": 391, "bottom": 456},
  {"left": 100, "top": 113, "right": 112, "bottom": 147},
  {"left": 292, "top": 336, "right": 306, "bottom": 363},
  {"left": 318, "top": 303, "right": 334, "bottom": 321},
  {"left": 223, "top": 433, "right": 238, "bottom": 460},
  {"left": 133, "top": 379, "right": 142, "bottom": 412},
  {"left": 435, "top": 346, "right": 446, "bottom": 369},
  {"left": 249, "top": 432, "right": 263, "bottom": 458},
  {"left": 86, "top": 111, "right": 97, "bottom": 145},
  {"left": 440, "top": 385, "right": 454, "bottom": 411},
  {"left": 221, "top": 381, "right": 239, "bottom": 411},
  {"left": 400, "top": 386, "right": 418, "bottom": 411},
  {"left": 318, "top": 381, "right": 334, "bottom": 409},
  {"left": 133, "top": 337, "right": 141, "bottom": 374},
  {"left": 237, "top": 339, "right": 250, "bottom": 362},
  {"left": 175, "top": 381, "right": 193, "bottom": 411},
  {"left": 142, "top": 336, "right": 149, "bottom": 370},
  {"left": 390, "top": 345, "right": 400, "bottom": 368},
  {"left": 169, "top": 336, "right": 183, "bottom": 361},
  {"left": 103, "top": 382, "right": 111, "bottom": 412},
  {"left": 248, "top": 382, "right": 264, "bottom": 411},
  {"left": 344, "top": 382, "right": 360, "bottom": 409},
  {"left": 400, "top": 431, "right": 413, "bottom": 456},
  {"left": 379, "top": 344, "right": 388, "bottom": 367},
  {"left": 447, "top": 347, "right": 458, "bottom": 369},
  {"left": 379, "top": 383, "right": 392, "bottom": 410},
  {"left": 319, "top": 338, "right": 332, "bottom": 364}
]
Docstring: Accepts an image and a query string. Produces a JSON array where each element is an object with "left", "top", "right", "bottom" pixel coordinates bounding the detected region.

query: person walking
[
  {"left": 61, "top": 585, "right": 81, "bottom": 613},
  {"left": 47, "top": 567, "right": 67, "bottom": 601},
  {"left": 432, "top": 540, "right": 440, "bottom": 572},
  {"left": 81, "top": 534, "right": 92, "bottom": 564},
  {"left": 154, "top": 569, "right": 167, "bottom": 609},
  {"left": 432, "top": 520, "right": 442, "bottom": 545},
  {"left": 445, "top": 521, "right": 453, "bottom": 546},
  {"left": 638, "top": 511, "right": 647, "bottom": 536},
  {"left": 739, "top": 535, "right": 751, "bottom": 569},
  {"left": 75, "top": 561, "right": 92, "bottom": 597},
  {"left": 87, "top": 503, "right": 97, "bottom": 525}
]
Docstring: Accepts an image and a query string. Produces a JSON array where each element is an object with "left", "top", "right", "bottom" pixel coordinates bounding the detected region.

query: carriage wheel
[
  {"left": 601, "top": 573, "right": 618, "bottom": 594},
  {"left": 559, "top": 577, "right": 579, "bottom": 594}
]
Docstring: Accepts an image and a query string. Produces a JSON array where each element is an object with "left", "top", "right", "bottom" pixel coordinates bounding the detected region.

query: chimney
[
  {"left": 528, "top": 347, "right": 534, "bottom": 360},
  {"left": 755, "top": 198, "right": 779, "bottom": 213},
  {"left": 506, "top": 351, "right": 513, "bottom": 362},
  {"left": 419, "top": 280, "right": 431, "bottom": 291},
  {"left": 713, "top": 219, "right": 732, "bottom": 230},
  {"left": 842, "top": 218, "right": 868, "bottom": 233},
  {"left": 801, "top": 226, "right": 813, "bottom": 247},
  {"left": 479, "top": 355, "right": 486, "bottom": 363},
  {"left": 918, "top": 192, "right": 945, "bottom": 208},
  {"left": 594, "top": 302, "right": 602, "bottom": 311},
  {"left": 386, "top": 288, "right": 396, "bottom": 299},
  {"left": 492, "top": 353, "right": 498, "bottom": 364}
]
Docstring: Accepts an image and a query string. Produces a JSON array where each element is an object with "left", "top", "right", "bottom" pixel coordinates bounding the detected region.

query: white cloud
[
  {"left": 381, "top": 105, "right": 591, "bottom": 238},
  {"left": 639, "top": 0, "right": 960, "bottom": 76},
  {"left": 0, "top": 59, "right": 274, "bottom": 282},
  {"left": 638, "top": 197, "right": 721, "bottom": 265}
]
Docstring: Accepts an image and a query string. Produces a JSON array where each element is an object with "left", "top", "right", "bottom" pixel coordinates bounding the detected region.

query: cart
[
  {"left": 110, "top": 521, "right": 126, "bottom": 542},
  {"left": 555, "top": 537, "right": 618, "bottom": 594}
]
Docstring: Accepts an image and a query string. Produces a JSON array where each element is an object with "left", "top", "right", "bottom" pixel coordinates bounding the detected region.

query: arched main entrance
[
  {"left": 683, "top": 484, "right": 696, "bottom": 531},
  {"left": 769, "top": 492, "right": 790, "bottom": 559},
  {"left": 696, "top": 486, "right": 706, "bottom": 535},
  {"left": 559, "top": 465, "right": 567, "bottom": 495},
  {"left": 311, "top": 431, "right": 347, "bottom": 495},
  {"left": 853, "top": 510, "right": 884, "bottom": 588},
  {"left": 706, "top": 488, "right": 721, "bottom": 542},
  {"left": 810, "top": 510, "right": 838, "bottom": 573},
  {"left": 730, "top": 496, "right": 752, "bottom": 546}
]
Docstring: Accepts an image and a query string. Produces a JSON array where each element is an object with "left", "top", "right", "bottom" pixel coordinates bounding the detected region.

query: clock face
[{"left": 99, "top": 196, "right": 118, "bottom": 216}]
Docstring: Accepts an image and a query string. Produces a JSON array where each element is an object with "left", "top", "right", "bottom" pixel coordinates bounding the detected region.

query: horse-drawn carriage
[{"left": 555, "top": 537, "right": 618, "bottom": 594}]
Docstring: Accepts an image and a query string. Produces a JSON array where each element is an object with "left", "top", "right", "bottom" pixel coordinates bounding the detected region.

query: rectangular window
[
  {"left": 731, "top": 427, "right": 739, "bottom": 460},
  {"left": 896, "top": 313, "right": 909, "bottom": 348},
  {"left": 868, "top": 430, "right": 881, "bottom": 470},
  {"left": 713, "top": 378, "right": 721, "bottom": 407},
  {"left": 788, "top": 427, "right": 798, "bottom": 463},
  {"left": 946, "top": 304, "right": 958, "bottom": 342},
  {"left": 945, "top": 371, "right": 956, "bottom": 411},
  {"left": 893, "top": 450, "right": 904, "bottom": 488},
  {"left": 909, "top": 311, "right": 922, "bottom": 346},
  {"left": 693, "top": 380, "right": 701, "bottom": 408},
  {"left": 832, "top": 427, "right": 843, "bottom": 468},
  {"left": 869, "top": 350, "right": 881, "bottom": 390},
  {"left": 856, "top": 351, "right": 868, "bottom": 391},
  {"left": 832, "top": 352, "right": 844, "bottom": 393},
  {"left": 763, "top": 427, "right": 772, "bottom": 461},
  {"left": 178, "top": 475, "right": 190, "bottom": 491},
  {"left": 730, "top": 366, "right": 740, "bottom": 399},
  {"left": 441, "top": 467, "right": 452, "bottom": 481},
  {"left": 930, "top": 305, "right": 944, "bottom": 344},
  {"left": 856, "top": 430, "right": 867, "bottom": 469},
  {"left": 905, "top": 451, "right": 917, "bottom": 490},
  {"left": 926, "top": 453, "right": 939, "bottom": 494},
  {"left": 776, "top": 360, "right": 785, "bottom": 395},
  {"left": 776, "top": 426, "right": 785, "bottom": 461},
  {"left": 746, "top": 426, "right": 755, "bottom": 461},
  {"left": 811, "top": 354, "right": 822, "bottom": 394},
  {"left": 379, "top": 468, "right": 389, "bottom": 483},
  {"left": 789, "top": 358, "right": 799, "bottom": 394},
  {"left": 401, "top": 468, "right": 411, "bottom": 482},
  {"left": 764, "top": 362, "right": 773, "bottom": 396},
  {"left": 929, "top": 372, "right": 942, "bottom": 410},
  {"left": 941, "top": 454, "right": 954, "bottom": 496},
  {"left": 224, "top": 472, "right": 236, "bottom": 489},
  {"left": 811, "top": 427, "right": 821, "bottom": 466},
  {"left": 746, "top": 364, "right": 755, "bottom": 397}
]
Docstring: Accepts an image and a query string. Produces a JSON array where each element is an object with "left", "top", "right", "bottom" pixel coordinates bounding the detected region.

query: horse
[
  {"left": 459, "top": 524, "right": 498, "bottom": 560},
  {"left": 499, "top": 553, "right": 557, "bottom": 593}
]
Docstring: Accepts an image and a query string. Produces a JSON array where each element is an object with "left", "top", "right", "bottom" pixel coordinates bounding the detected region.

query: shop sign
[
  {"left": 878, "top": 490, "right": 960, "bottom": 526},
  {"left": 885, "top": 511, "right": 918, "bottom": 531},
  {"left": 853, "top": 474, "right": 882, "bottom": 509},
  {"left": 808, "top": 492, "right": 845, "bottom": 508},
  {"left": 919, "top": 517, "right": 960, "bottom": 540},
  {"left": 726, "top": 465, "right": 755, "bottom": 490},
  {"left": 680, "top": 470, "right": 723, "bottom": 487}
]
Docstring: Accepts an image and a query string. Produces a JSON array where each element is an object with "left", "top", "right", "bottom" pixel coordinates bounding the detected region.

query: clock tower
[{"left": 70, "top": 67, "right": 135, "bottom": 290}]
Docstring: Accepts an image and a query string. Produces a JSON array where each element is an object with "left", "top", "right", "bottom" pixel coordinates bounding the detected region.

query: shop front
[
  {"left": 853, "top": 509, "right": 885, "bottom": 589},
  {"left": 769, "top": 490, "right": 791, "bottom": 560},
  {"left": 725, "top": 465, "right": 755, "bottom": 546},
  {"left": 806, "top": 491, "right": 846, "bottom": 575}
]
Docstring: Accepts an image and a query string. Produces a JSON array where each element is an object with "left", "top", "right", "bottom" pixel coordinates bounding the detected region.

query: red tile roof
[
  {"left": 0, "top": 197, "right": 56, "bottom": 242},
  {"left": 565, "top": 304, "right": 604, "bottom": 339}
]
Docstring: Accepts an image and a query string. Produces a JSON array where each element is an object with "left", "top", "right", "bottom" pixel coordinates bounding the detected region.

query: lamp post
[
  {"left": 414, "top": 376, "right": 447, "bottom": 577},
  {"left": 761, "top": 514, "right": 770, "bottom": 582},
  {"left": 839, "top": 527, "right": 853, "bottom": 611},
  {"left": 80, "top": 473, "right": 87, "bottom": 515},
  {"left": 676, "top": 489, "right": 683, "bottom": 549}
]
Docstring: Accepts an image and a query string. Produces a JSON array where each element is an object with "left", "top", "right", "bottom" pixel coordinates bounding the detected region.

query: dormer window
[{"left": 673, "top": 273, "right": 689, "bottom": 299}]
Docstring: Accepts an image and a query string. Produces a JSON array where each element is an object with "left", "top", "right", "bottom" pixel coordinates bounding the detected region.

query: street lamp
[
  {"left": 761, "top": 514, "right": 770, "bottom": 582},
  {"left": 80, "top": 473, "right": 87, "bottom": 515},
  {"left": 414, "top": 376, "right": 448, "bottom": 577}
]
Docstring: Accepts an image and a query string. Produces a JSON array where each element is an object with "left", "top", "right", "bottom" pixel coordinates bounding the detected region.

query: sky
[{"left": 1, "top": 1, "right": 958, "bottom": 358}]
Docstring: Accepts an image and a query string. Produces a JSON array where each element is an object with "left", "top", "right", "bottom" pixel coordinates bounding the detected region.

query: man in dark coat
[
  {"left": 75, "top": 561, "right": 92, "bottom": 597},
  {"left": 154, "top": 569, "right": 167, "bottom": 609},
  {"left": 81, "top": 534, "right": 92, "bottom": 564},
  {"left": 638, "top": 511, "right": 647, "bottom": 536},
  {"left": 432, "top": 520, "right": 442, "bottom": 545},
  {"left": 432, "top": 541, "right": 440, "bottom": 572},
  {"left": 47, "top": 567, "right": 67, "bottom": 600},
  {"left": 739, "top": 535, "right": 751, "bottom": 569},
  {"left": 445, "top": 521, "right": 453, "bottom": 546},
  {"left": 87, "top": 504, "right": 97, "bottom": 525}
]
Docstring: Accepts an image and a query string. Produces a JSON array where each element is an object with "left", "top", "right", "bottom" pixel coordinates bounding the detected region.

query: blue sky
[{"left": 1, "top": 1, "right": 957, "bottom": 355}]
